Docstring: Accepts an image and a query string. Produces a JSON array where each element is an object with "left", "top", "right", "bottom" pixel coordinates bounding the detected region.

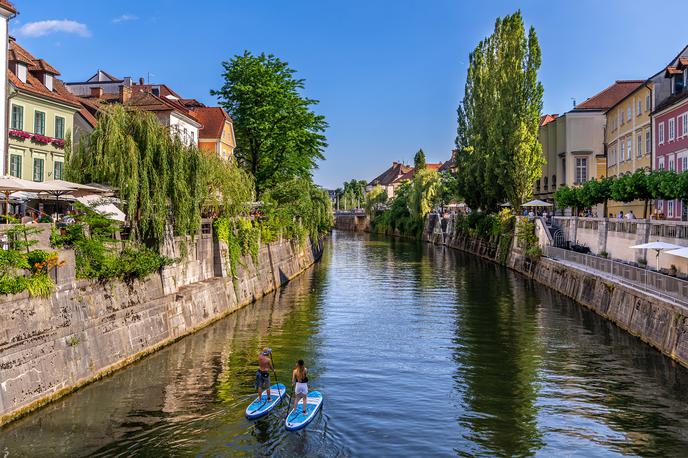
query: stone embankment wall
[
  {"left": 423, "top": 213, "right": 688, "bottom": 369},
  {"left": 0, "top": 231, "right": 323, "bottom": 425},
  {"left": 333, "top": 213, "right": 370, "bottom": 232}
]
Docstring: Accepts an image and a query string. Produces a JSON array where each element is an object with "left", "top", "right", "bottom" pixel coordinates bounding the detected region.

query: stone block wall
[{"left": 0, "top": 234, "right": 323, "bottom": 425}]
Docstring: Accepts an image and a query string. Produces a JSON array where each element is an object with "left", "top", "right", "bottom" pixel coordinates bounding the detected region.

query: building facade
[
  {"left": 650, "top": 46, "right": 688, "bottom": 221},
  {"left": 605, "top": 83, "right": 653, "bottom": 217},
  {"left": 534, "top": 81, "right": 644, "bottom": 214},
  {"left": 188, "top": 106, "right": 236, "bottom": 160},
  {"left": 7, "top": 40, "right": 79, "bottom": 182},
  {"left": 0, "top": 1, "right": 15, "bottom": 175}
]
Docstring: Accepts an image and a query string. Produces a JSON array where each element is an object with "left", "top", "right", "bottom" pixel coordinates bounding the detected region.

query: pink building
[{"left": 654, "top": 58, "right": 688, "bottom": 220}]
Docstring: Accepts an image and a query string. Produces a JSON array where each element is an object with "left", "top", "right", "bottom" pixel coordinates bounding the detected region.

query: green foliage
[
  {"left": 516, "top": 218, "right": 542, "bottom": 261},
  {"left": 67, "top": 105, "right": 253, "bottom": 247},
  {"left": 54, "top": 204, "right": 171, "bottom": 282},
  {"left": 211, "top": 51, "right": 328, "bottom": 197},
  {"left": 407, "top": 169, "right": 440, "bottom": 220},
  {"left": 364, "top": 186, "right": 388, "bottom": 216},
  {"left": 553, "top": 186, "right": 582, "bottom": 212},
  {"left": 456, "top": 11, "right": 544, "bottom": 211},
  {"left": 0, "top": 223, "right": 57, "bottom": 297},
  {"left": 436, "top": 173, "right": 461, "bottom": 208},
  {"left": 261, "top": 179, "right": 333, "bottom": 243},
  {"left": 414, "top": 149, "right": 426, "bottom": 170},
  {"left": 336, "top": 179, "right": 367, "bottom": 210},
  {"left": 214, "top": 216, "right": 262, "bottom": 276}
]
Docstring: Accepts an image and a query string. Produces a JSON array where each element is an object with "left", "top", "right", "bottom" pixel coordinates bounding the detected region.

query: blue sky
[{"left": 11, "top": 1, "right": 688, "bottom": 189}]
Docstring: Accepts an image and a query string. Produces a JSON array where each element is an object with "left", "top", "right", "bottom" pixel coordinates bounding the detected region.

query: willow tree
[
  {"left": 66, "top": 105, "right": 253, "bottom": 247},
  {"left": 211, "top": 51, "right": 328, "bottom": 197},
  {"left": 456, "top": 11, "right": 544, "bottom": 210}
]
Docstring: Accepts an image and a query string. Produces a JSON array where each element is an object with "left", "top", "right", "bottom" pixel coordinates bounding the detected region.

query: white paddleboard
[
  {"left": 245, "top": 383, "right": 287, "bottom": 419},
  {"left": 285, "top": 390, "right": 323, "bottom": 431}
]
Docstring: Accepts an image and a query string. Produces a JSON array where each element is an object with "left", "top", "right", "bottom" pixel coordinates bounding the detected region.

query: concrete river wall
[
  {"left": 421, "top": 213, "right": 688, "bottom": 369},
  {"left": 0, "top": 229, "right": 323, "bottom": 425}
]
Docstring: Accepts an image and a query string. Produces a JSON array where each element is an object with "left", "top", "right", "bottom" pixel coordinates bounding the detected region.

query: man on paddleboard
[{"left": 255, "top": 348, "right": 274, "bottom": 401}]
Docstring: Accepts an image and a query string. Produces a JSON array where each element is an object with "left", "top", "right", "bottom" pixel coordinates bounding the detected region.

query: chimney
[
  {"left": 139, "top": 77, "right": 145, "bottom": 85},
  {"left": 119, "top": 85, "right": 132, "bottom": 104},
  {"left": 90, "top": 87, "right": 103, "bottom": 98}
]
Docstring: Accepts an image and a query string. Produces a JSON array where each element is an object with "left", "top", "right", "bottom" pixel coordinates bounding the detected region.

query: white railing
[{"left": 544, "top": 245, "right": 688, "bottom": 306}]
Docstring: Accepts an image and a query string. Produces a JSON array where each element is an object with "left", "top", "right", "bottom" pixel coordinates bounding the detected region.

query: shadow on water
[{"left": 1, "top": 231, "right": 688, "bottom": 457}]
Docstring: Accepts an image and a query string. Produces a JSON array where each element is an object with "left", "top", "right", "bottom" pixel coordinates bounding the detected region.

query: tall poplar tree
[
  {"left": 456, "top": 11, "right": 544, "bottom": 210},
  {"left": 414, "top": 149, "right": 427, "bottom": 170}
]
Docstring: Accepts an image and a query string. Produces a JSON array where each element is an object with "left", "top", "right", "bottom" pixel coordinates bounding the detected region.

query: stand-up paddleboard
[
  {"left": 285, "top": 391, "right": 323, "bottom": 431},
  {"left": 246, "top": 383, "right": 286, "bottom": 419}
]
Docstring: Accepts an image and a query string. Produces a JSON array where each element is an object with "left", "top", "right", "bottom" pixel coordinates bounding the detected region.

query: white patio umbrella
[
  {"left": 49, "top": 180, "right": 109, "bottom": 198},
  {"left": 0, "top": 175, "right": 68, "bottom": 215},
  {"left": 630, "top": 241, "right": 683, "bottom": 270},
  {"left": 76, "top": 195, "right": 126, "bottom": 222},
  {"left": 666, "top": 247, "right": 688, "bottom": 260},
  {"left": 522, "top": 199, "right": 553, "bottom": 207}
]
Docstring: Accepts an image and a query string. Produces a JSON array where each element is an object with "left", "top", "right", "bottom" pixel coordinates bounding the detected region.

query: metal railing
[{"left": 544, "top": 245, "right": 688, "bottom": 306}]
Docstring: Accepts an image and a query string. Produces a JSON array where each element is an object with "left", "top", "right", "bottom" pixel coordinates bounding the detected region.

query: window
[
  {"left": 9, "top": 155, "right": 21, "bottom": 178},
  {"left": 53, "top": 161, "right": 63, "bottom": 180},
  {"left": 620, "top": 142, "right": 625, "bottom": 161},
  {"left": 659, "top": 200, "right": 664, "bottom": 212},
  {"left": 191, "top": 131, "right": 195, "bottom": 144},
  {"left": 561, "top": 158, "right": 566, "bottom": 184},
  {"left": 544, "top": 176, "right": 548, "bottom": 190},
  {"left": 646, "top": 129, "right": 651, "bottom": 155},
  {"left": 552, "top": 174, "right": 556, "bottom": 189},
  {"left": 34, "top": 111, "right": 45, "bottom": 135},
  {"left": 669, "top": 200, "right": 675, "bottom": 218},
  {"left": 683, "top": 113, "right": 688, "bottom": 136},
  {"left": 10, "top": 104, "right": 23, "bottom": 130},
  {"left": 44, "top": 74, "right": 53, "bottom": 91},
  {"left": 627, "top": 138, "right": 632, "bottom": 160},
  {"left": 536, "top": 180, "right": 540, "bottom": 192},
  {"left": 637, "top": 99, "right": 642, "bottom": 116},
  {"left": 620, "top": 109, "right": 625, "bottom": 124},
  {"left": 670, "top": 157, "right": 675, "bottom": 171},
  {"left": 637, "top": 134, "right": 642, "bottom": 157},
  {"left": 627, "top": 106, "right": 632, "bottom": 121},
  {"left": 674, "top": 75, "right": 684, "bottom": 94},
  {"left": 683, "top": 156, "right": 688, "bottom": 172},
  {"left": 33, "top": 158, "right": 44, "bottom": 182},
  {"left": 575, "top": 157, "right": 588, "bottom": 184},
  {"left": 646, "top": 94, "right": 651, "bottom": 111},
  {"left": 16, "top": 63, "right": 26, "bottom": 83},
  {"left": 54, "top": 116, "right": 65, "bottom": 139},
  {"left": 659, "top": 157, "right": 665, "bottom": 170},
  {"left": 669, "top": 118, "right": 676, "bottom": 141},
  {"left": 659, "top": 122, "right": 665, "bottom": 144}
]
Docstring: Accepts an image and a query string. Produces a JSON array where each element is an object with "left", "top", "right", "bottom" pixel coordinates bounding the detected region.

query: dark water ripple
[{"left": 1, "top": 231, "right": 688, "bottom": 457}]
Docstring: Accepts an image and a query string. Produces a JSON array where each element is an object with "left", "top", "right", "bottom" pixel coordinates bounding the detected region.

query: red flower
[
  {"left": 31, "top": 134, "right": 52, "bottom": 144},
  {"left": 9, "top": 129, "right": 31, "bottom": 140}
]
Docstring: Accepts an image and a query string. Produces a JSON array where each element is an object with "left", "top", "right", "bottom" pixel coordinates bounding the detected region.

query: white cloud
[
  {"left": 16, "top": 20, "right": 91, "bottom": 38},
  {"left": 112, "top": 14, "right": 138, "bottom": 24}
]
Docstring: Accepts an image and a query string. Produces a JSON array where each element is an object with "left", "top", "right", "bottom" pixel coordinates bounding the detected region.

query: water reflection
[{"left": 1, "top": 231, "right": 688, "bottom": 457}]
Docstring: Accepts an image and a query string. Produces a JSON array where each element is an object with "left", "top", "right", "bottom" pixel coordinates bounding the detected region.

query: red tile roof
[
  {"left": 539, "top": 114, "right": 558, "bottom": 126},
  {"left": 8, "top": 41, "right": 81, "bottom": 109},
  {"left": 0, "top": 1, "right": 16, "bottom": 14},
  {"left": 397, "top": 163, "right": 443, "bottom": 182},
  {"left": 369, "top": 162, "right": 413, "bottom": 187},
  {"left": 573, "top": 80, "right": 645, "bottom": 111},
  {"left": 192, "top": 106, "right": 230, "bottom": 139},
  {"left": 30, "top": 58, "right": 60, "bottom": 75}
]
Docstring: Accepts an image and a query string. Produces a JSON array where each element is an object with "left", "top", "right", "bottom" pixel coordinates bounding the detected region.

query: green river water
[{"left": 2, "top": 230, "right": 688, "bottom": 457}]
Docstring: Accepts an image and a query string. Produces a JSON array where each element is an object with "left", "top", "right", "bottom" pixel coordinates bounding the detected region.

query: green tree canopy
[
  {"left": 211, "top": 51, "right": 328, "bottom": 197},
  {"left": 414, "top": 149, "right": 427, "bottom": 170},
  {"left": 456, "top": 11, "right": 544, "bottom": 210}
]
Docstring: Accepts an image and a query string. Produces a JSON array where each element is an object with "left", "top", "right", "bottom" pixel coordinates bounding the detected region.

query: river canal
[{"left": 2, "top": 231, "right": 688, "bottom": 457}]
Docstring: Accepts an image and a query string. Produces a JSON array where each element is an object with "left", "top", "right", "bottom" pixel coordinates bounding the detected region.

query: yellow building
[
  {"left": 192, "top": 107, "right": 236, "bottom": 160},
  {"left": 605, "top": 82, "right": 653, "bottom": 218}
]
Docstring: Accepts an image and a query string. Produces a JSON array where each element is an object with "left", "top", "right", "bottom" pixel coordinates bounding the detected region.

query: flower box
[
  {"left": 31, "top": 134, "right": 52, "bottom": 145},
  {"left": 9, "top": 129, "right": 31, "bottom": 140},
  {"left": 52, "top": 138, "right": 65, "bottom": 148}
]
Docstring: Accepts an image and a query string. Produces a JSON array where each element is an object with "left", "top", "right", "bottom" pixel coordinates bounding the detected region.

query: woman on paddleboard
[{"left": 291, "top": 359, "right": 309, "bottom": 414}]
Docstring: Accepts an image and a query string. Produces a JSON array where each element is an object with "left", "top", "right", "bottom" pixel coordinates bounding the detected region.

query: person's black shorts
[{"left": 255, "top": 370, "right": 270, "bottom": 389}]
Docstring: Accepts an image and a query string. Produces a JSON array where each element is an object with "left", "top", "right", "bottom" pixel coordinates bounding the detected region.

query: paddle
[{"left": 269, "top": 351, "right": 286, "bottom": 405}]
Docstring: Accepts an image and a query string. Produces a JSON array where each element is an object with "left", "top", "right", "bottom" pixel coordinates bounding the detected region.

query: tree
[
  {"left": 579, "top": 177, "right": 613, "bottom": 217},
  {"left": 456, "top": 11, "right": 544, "bottom": 210},
  {"left": 414, "top": 149, "right": 427, "bottom": 170},
  {"left": 407, "top": 169, "right": 440, "bottom": 220},
  {"left": 554, "top": 186, "right": 582, "bottom": 215},
  {"left": 211, "top": 52, "right": 328, "bottom": 196},
  {"left": 364, "top": 186, "right": 387, "bottom": 216}
]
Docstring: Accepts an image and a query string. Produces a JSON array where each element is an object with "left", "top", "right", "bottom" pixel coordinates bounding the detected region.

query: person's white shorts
[{"left": 295, "top": 382, "right": 308, "bottom": 395}]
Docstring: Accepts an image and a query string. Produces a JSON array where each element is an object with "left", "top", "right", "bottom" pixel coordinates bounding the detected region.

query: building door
[{"left": 682, "top": 200, "right": 688, "bottom": 221}]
